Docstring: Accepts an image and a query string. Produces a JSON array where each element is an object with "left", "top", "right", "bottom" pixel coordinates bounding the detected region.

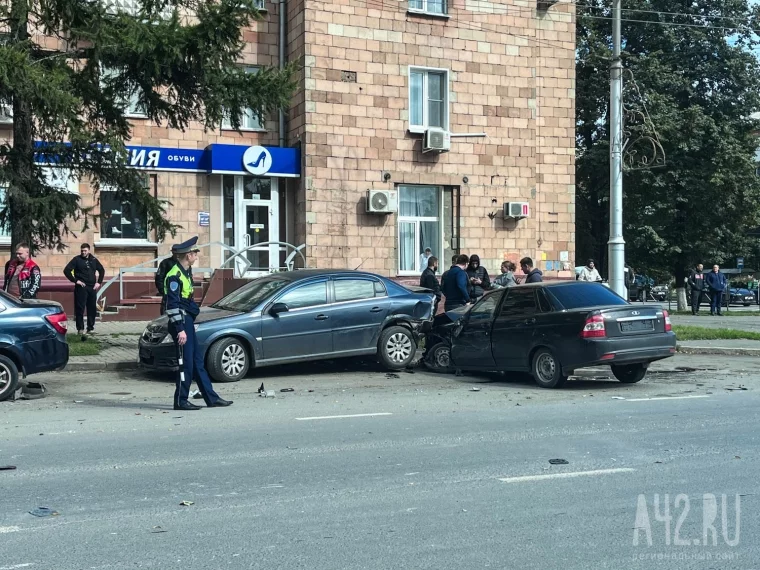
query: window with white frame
[
  {"left": 101, "top": 66, "right": 146, "bottom": 118},
  {"left": 222, "top": 66, "right": 265, "bottom": 131},
  {"left": 100, "top": 177, "right": 149, "bottom": 240},
  {"left": 409, "top": 67, "right": 449, "bottom": 132},
  {"left": 398, "top": 185, "right": 442, "bottom": 274},
  {"left": 0, "top": 168, "right": 78, "bottom": 242},
  {"left": 408, "top": 0, "right": 446, "bottom": 15},
  {"left": 254, "top": 0, "right": 266, "bottom": 9}
]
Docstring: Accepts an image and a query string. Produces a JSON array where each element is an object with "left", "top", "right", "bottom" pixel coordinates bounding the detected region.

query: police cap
[{"left": 173, "top": 236, "right": 201, "bottom": 255}]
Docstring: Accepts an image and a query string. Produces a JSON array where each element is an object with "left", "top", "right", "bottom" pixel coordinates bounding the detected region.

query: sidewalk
[{"left": 65, "top": 321, "right": 147, "bottom": 372}]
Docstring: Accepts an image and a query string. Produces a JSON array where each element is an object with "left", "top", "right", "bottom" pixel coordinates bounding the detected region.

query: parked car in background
[
  {"left": 139, "top": 270, "right": 436, "bottom": 382},
  {"left": 423, "top": 282, "right": 676, "bottom": 388},
  {"left": 651, "top": 285, "right": 669, "bottom": 302},
  {"left": 0, "top": 290, "right": 70, "bottom": 401}
]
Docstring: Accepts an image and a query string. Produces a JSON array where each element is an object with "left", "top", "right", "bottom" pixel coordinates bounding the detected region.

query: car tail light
[
  {"left": 581, "top": 314, "right": 606, "bottom": 338},
  {"left": 45, "top": 312, "right": 68, "bottom": 334},
  {"left": 663, "top": 310, "right": 672, "bottom": 332}
]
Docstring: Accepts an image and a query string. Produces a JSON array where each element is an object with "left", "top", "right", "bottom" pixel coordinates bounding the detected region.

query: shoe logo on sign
[{"left": 243, "top": 146, "right": 272, "bottom": 176}]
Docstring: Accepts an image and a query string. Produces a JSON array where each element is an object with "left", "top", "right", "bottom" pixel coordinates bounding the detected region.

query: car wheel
[
  {"left": 0, "top": 354, "right": 20, "bottom": 402},
  {"left": 424, "top": 343, "right": 453, "bottom": 374},
  {"left": 611, "top": 363, "right": 647, "bottom": 383},
  {"left": 531, "top": 348, "right": 567, "bottom": 389},
  {"left": 378, "top": 326, "right": 417, "bottom": 370},
  {"left": 206, "top": 337, "right": 250, "bottom": 383},
  {"left": 744, "top": 302, "right": 751, "bottom": 307}
]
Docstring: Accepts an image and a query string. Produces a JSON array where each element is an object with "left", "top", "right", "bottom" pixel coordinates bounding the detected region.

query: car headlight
[{"left": 160, "top": 334, "right": 173, "bottom": 344}]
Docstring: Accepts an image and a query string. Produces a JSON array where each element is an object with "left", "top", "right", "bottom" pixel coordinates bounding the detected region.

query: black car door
[
  {"left": 491, "top": 288, "right": 540, "bottom": 371},
  {"left": 450, "top": 292, "right": 502, "bottom": 369}
]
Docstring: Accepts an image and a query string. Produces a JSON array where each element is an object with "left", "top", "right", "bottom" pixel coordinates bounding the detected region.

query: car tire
[
  {"left": 378, "top": 326, "right": 417, "bottom": 370},
  {"left": 611, "top": 363, "right": 647, "bottom": 384},
  {"left": 206, "top": 337, "right": 250, "bottom": 383},
  {"left": 531, "top": 348, "right": 567, "bottom": 389},
  {"left": 0, "top": 354, "right": 20, "bottom": 402},
  {"left": 744, "top": 302, "right": 751, "bottom": 307},
  {"left": 424, "top": 343, "right": 453, "bottom": 374}
]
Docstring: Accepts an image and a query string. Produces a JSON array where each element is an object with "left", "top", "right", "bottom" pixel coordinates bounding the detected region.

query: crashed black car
[{"left": 424, "top": 282, "right": 676, "bottom": 388}]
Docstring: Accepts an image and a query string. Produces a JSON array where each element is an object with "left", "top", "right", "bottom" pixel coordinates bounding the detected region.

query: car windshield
[
  {"left": 212, "top": 277, "right": 290, "bottom": 312},
  {"left": 548, "top": 283, "right": 628, "bottom": 309}
]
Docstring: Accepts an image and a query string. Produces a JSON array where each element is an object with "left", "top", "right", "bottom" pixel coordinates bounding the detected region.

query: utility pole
[{"left": 608, "top": 0, "right": 625, "bottom": 297}]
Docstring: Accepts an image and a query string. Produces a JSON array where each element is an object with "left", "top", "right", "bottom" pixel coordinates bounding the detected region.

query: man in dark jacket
[
  {"left": 520, "top": 257, "right": 543, "bottom": 283},
  {"left": 705, "top": 264, "right": 727, "bottom": 316},
  {"left": 63, "top": 243, "right": 105, "bottom": 339},
  {"left": 687, "top": 263, "right": 705, "bottom": 315},
  {"left": 419, "top": 256, "right": 441, "bottom": 310},
  {"left": 441, "top": 254, "right": 471, "bottom": 311},
  {"left": 3, "top": 243, "right": 42, "bottom": 299},
  {"left": 155, "top": 246, "right": 179, "bottom": 315}
]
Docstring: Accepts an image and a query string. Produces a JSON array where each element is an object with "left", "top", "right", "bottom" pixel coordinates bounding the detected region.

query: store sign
[
  {"left": 198, "top": 211, "right": 210, "bottom": 227},
  {"left": 33, "top": 141, "right": 300, "bottom": 178}
]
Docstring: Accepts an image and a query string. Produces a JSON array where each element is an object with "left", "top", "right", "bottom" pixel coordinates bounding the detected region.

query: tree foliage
[
  {"left": 0, "top": 0, "right": 296, "bottom": 251},
  {"left": 576, "top": 0, "right": 760, "bottom": 284}
]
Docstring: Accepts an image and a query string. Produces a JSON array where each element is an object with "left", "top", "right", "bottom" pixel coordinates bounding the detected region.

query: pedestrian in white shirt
[
  {"left": 419, "top": 248, "right": 432, "bottom": 272},
  {"left": 578, "top": 259, "right": 602, "bottom": 282}
]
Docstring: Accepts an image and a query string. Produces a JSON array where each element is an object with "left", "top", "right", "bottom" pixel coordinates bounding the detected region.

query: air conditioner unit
[
  {"left": 504, "top": 201, "right": 530, "bottom": 219},
  {"left": 423, "top": 128, "right": 451, "bottom": 153},
  {"left": 366, "top": 190, "right": 398, "bottom": 214},
  {"left": 0, "top": 104, "right": 12, "bottom": 124}
]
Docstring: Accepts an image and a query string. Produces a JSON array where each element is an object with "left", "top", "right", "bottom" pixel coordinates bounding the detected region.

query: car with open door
[{"left": 424, "top": 282, "right": 676, "bottom": 388}]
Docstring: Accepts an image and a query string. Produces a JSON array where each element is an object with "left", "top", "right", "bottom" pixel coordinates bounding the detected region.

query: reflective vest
[{"left": 164, "top": 264, "right": 193, "bottom": 300}]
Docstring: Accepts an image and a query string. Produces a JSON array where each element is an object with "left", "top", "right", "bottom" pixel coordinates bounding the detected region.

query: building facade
[{"left": 0, "top": 0, "right": 576, "bottom": 285}]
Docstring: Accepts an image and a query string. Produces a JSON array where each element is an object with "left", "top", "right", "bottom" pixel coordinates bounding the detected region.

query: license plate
[{"left": 620, "top": 320, "right": 654, "bottom": 333}]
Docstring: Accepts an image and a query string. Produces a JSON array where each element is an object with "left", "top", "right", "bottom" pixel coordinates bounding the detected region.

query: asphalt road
[{"left": 0, "top": 356, "right": 757, "bottom": 569}]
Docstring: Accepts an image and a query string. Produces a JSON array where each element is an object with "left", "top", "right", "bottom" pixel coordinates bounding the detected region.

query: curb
[
  {"left": 676, "top": 344, "right": 760, "bottom": 357},
  {"left": 64, "top": 361, "right": 140, "bottom": 372}
]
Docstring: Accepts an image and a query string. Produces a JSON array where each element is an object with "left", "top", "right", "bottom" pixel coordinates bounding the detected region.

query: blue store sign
[{"left": 35, "top": 141, "right": 300, "bottom": 178}]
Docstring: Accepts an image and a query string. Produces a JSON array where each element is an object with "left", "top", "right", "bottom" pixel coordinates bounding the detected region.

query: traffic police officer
[
  {"left": 155, "top": 244, "right": 179, "bottom": 315},
  {"left": 164, "top": 236, "right": 232, "bottom": 411}
]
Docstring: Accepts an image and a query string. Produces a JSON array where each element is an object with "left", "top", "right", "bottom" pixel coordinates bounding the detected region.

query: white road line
[
  {"left": 295, "top": 412, "right": 393, "bottom": 421},
  {"left": 0, "top": 564, "right": 35, "bottom": 570},
  {"left": 625, "top": 395, "right": 710, "bottom": 402},
  {"left": 0, "top": 526, "right": 21, "bottom": 534},
  {"left": 498, "top": 468, "right": 635, "bottom": 483}
]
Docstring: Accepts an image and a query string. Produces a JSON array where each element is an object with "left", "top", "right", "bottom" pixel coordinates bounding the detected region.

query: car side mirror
[{"left": 270, "top": 302, "right": 289, "bottom": 316}]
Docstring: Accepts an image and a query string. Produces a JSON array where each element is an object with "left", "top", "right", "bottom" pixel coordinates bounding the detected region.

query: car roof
[
  {"left": 264, "top": 269, "right": 387, "bottom": 282},
  {"left": 515, "top": 280, "right": 601, "bottom": 289}
]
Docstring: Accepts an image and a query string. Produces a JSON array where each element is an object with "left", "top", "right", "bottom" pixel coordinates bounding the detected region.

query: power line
[{"left": 580, "top": 11, "right": 760, "bottom": 34}]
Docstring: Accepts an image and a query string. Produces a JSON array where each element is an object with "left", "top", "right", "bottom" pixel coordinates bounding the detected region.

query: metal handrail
[{"left": 96, "top": 240, "right": 307, "bottom": 310}]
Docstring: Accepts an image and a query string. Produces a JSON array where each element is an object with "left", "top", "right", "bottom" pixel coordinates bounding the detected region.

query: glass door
[{"left": 234, "top": 176, "right": 279, "bottom": 277}]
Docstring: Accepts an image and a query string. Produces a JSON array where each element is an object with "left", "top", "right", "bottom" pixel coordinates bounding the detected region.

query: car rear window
[{"left": 547, "top": 283, "right": 628, "bottom": 309}]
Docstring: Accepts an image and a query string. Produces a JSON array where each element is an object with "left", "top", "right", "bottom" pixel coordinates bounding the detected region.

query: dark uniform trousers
[
  {"left": 170, "top": 314, "right": 220, "bottom": 408},
  {"left": 75, "top": 285, "right": 98, "bottom": 331}
]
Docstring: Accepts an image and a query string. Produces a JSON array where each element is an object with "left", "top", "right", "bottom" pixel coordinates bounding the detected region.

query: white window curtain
[{"left": 398, "top": 186, "right": 442, "bottom": 274}]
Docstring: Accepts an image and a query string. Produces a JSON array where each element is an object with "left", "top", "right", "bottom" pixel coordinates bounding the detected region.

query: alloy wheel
[
  {"left": 221, "top": 343, "right": 246, "bottom": 377},
  {"left": 0, "top": 361, "right": 9, "bottom": 392},
  {"left": 386, "top": 332, "right": 413, "bottom": 364}
]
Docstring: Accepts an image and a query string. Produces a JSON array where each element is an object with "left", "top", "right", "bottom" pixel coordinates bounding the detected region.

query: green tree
[
  {"left": 576, "top": 0, "right": 760, "bottom": 306},
  {"left": 0, "top": 0, "right": 295, "bottom": 252}
]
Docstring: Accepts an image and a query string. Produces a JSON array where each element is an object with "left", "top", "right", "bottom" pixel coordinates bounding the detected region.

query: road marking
[
  {"left": 295, "top": 412, "right": 393, "bottom": 421},
  {"left": 0, "top": 527, "right": 21, "bottom": 534},
  {"left": 625, "top": 395, "right": 710, "bottom": 402},
  {"left": 0, "top": 564, "right": 35, "bottom": 570},
  {"left": 498, "top": 468, "right": 635, "bottom": 483}
]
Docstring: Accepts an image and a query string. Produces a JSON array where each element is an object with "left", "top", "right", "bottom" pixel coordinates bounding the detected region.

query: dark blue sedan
[
  {"left": 0, "top": 290, "right": 70, "bottom": 401},
  {"left": 138, "top": 270, "right": 437, "bottom": 382}
]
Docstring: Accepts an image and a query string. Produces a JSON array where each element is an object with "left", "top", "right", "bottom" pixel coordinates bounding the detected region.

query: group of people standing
[
  {"left": 688, "top": 263, "right": 727, "bottom": 316},
  {"left": 419, "top": 253, "right": 543, "bottom": 312},
  {"left": 3, "top": 242, "right": 105, "bottom": 339}
]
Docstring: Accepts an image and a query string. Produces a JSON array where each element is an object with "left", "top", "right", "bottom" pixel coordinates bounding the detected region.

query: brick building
[{"left": 0, "top": 0, "right": 576, "bottom": 287}]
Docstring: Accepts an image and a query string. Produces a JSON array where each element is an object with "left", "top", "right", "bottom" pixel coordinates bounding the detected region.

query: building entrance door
[{"left": 233, "top": 176, "right": 279, "bottom": 277}]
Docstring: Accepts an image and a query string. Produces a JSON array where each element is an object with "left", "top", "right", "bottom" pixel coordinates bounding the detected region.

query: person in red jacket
[{"left": 3, "top": 243, "right": 42, "bottom": 300}]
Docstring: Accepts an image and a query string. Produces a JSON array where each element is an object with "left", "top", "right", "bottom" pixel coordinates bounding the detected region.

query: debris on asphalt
[
  {"left": 725, "top": 386, "right": 748, "bottom": 391},
  {"left": 260, "top": 390, "right": 276, "bottom": 398},
  {"left": 611, "top": 396, "right": 626, "bottom": 400},
  {"left": 0, "top": 465, "right": 17, "bottom": 471},
  {"left": 29, "top": 507, "right": 59, "bottom": 517},
  {"left": 179, "top": 500, "right": 194, "bottom": 506},
  {"left": 151, "top": 526, "right": 168, "bottom": 533},
  {"left": 470, "top": 387, "right": 481, "bottom": 392},
  {"left": 258, "top": 383, "right": 266, "bottom": 394},
  {"left": 308, "top": 389, "right": 314, "bottom": 393},
  {"left": 280, "top": 388, "right": 294, "bottom": 393},
  {"left": 735, "top": 456, "right": 741, "bottom": 459},
  {"left": 385, "top": 373, "right": 400, "bottom": 379},
  {"left": 73, "top": 400, "right": 84, "bottom": 403},
  {"left": 548, "top": 459, "right": 569, "bottom": 465},
  {"left": 21, "top": 382, "right": 47, "bottom": 400}
]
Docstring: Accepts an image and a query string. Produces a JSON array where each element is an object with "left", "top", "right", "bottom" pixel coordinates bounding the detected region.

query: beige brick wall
[{"left": 295, "top": 0, "right": 576, "bottom": 278}]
